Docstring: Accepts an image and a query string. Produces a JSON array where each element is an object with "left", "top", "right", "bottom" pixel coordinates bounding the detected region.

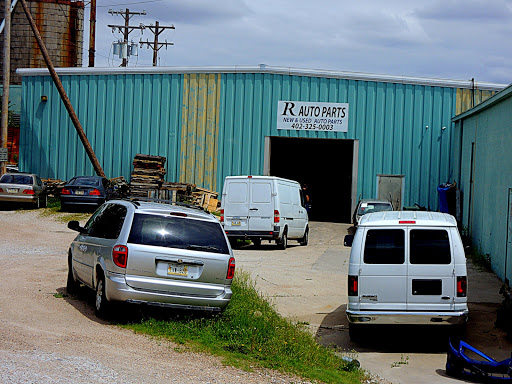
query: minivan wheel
[
  {"left": 300, "top": 227, "right": 309, "bottom": 246},
  {"left": 278, "top": 231, "right": 288, "bottom": 250},
  {"left": 95, "top": 276, "right": 110, "bottom": 317}
]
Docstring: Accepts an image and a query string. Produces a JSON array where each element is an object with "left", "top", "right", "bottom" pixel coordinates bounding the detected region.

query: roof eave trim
[{"left": 16, "top": 65, "right": 507, "bottom": 91}]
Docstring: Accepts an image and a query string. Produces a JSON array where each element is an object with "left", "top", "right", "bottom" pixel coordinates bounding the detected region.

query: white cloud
[{"left": 83, "top": 0, "right": 512, "bottom": 84}]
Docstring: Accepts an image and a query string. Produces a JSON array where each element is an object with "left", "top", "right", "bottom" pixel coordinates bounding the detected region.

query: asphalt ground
[{"left": 233, "top": 221, "right": 512, "bottom": 384}]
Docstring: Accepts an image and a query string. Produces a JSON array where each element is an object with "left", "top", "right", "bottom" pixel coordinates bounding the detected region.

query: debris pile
[
  {"left": 41, "top": 178, "right": 66, "bottom": 196},
  {"left": 110, "top": 176, "right": 130, "bottom": 199}
]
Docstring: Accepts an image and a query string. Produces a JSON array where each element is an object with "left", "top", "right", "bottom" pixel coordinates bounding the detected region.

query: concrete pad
[{"left": 233, "top": 221, "right": 512, "bottom": 384}]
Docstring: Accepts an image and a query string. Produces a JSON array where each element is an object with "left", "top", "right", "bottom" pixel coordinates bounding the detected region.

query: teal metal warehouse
[
  {"left": 453, "top": 84, "right": 512, "bottom": 283},
  {"left": 18, "top": 66, "right": 504, "bottom": 222}
]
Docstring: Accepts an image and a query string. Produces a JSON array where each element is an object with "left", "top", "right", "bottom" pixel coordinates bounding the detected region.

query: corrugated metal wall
[{"left": 19, "top": 69, "right": 497, "bottom": 210}]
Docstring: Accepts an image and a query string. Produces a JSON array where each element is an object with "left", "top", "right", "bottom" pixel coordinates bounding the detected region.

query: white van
[
  {"left": 344, "top": 211, "right": 468, "bottom": 340},
  {"left": 220, "top": 176, "right": 309, "bottom": 249}
]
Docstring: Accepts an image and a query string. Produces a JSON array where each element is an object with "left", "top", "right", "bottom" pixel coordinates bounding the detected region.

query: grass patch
[
  {"left": 39, "top": 197, "right": 92, "bottom": 223},
  {"left": 122, "top": 271, "right": 364, "bottom": 383}
]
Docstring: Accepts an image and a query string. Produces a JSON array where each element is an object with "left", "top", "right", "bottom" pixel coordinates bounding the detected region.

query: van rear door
[
  {"left": 406, "top": 228, "right": 455, "bottom": 311},
  {"left": 223, "top": 180, "right": 250, "bottom": 231},
  {"left": 247, "top": 179, "right": 274, "bottom": 232},
  {"left": 358, "top": 228, "right": 407, "bottom": 311}
]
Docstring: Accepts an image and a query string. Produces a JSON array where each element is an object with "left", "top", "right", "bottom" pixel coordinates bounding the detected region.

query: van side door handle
[
  {"left": 441, "top": 296, "right": 450, "bottom": 300},
  {"left": 249, "top": 208, "right": 258, "bottom": 211}
]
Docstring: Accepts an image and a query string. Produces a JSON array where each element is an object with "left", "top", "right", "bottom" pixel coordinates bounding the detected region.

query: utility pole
[
  {"left": 140, "top": 21, "right": 174, "bottom": 66},
  {"left": 88, "top": 0, "right": 96, "bottom": 67},
  {"left": 1, "top": 0, "right": 11, "bottom": 175},
  {"left": 108, "top": 8, "right": 145, "bottom": 67}
]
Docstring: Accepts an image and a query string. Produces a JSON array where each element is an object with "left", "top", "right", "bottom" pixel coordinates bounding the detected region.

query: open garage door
[{"left": 268, "top": 137, "right": 355, "bottom": 223}]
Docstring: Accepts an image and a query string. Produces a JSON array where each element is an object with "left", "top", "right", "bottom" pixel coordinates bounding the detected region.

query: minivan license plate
[{"left": 168, "top": 263, "right": 188, "bottom": 276}]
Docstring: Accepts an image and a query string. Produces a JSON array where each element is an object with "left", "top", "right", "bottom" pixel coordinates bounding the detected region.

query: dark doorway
[{"left": 269, "top": 137, "right": 354, "bottom": 223}]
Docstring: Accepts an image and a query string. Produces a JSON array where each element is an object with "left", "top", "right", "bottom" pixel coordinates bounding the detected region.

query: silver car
[
  {"left": 66, "top": 200, "right": 235, "bottom": 316},
  {"left": 0, "top": 172, "right": 47, "bottom": 208}
]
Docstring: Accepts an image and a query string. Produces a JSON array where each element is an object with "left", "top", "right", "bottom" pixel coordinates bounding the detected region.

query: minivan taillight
[
  {"left": 457, "top": 276, "right": 467, "bottom": 297},
  {"left": 274, "top": 210, "right": 280, "bottom": 223},
  {"left": 226, "top": 257, "right": 235, "bottom": 279},
  {"left": 348, "top": 275, "right": 358, "bottom": 296},
  {"left": 220, "top": 209, "right": 224, "bottom": 223},
  {"left": 113, "top": 245, "right": 128, "bottom": 268}
]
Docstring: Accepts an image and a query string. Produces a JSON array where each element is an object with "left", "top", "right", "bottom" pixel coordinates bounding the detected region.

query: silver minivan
[
  {"left": 344, "top": 211, "right": 468, "bottom": 341},
  {"left": 67, "top": 200, "right": 235, "bottom": 316}
]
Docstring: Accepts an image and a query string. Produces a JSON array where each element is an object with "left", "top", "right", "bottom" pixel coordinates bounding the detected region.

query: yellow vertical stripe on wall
[
  {"left": 180, "top": 73, "right": 220, "bottom": 191},
  {"left": 456, "top": 88, "right": 496, "bottom": 115}
]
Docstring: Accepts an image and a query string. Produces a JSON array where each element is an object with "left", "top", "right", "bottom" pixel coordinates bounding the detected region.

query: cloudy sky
[{"left": 86, "top": 0, "right": 512, "bottom": 85}]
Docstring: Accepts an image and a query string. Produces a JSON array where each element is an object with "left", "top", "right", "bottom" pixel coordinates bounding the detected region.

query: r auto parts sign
[{"left": 277, "top": 101, "right": 349, "bottom": 132}]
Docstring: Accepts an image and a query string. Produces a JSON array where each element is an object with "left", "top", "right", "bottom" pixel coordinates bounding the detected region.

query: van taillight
[
  {"left": 348, "top": 275, "right": 358, "bottom": 296},
  {"left": 113, "top": 245, "right": 128, "bottom": 268},
  {"left": 457, "top": 276, "right": 467, "bottom": 297},
  {"left": 226, "top": 257, "right": 235, "bottom": 279},
  {"left": 274, "top": 210, "right": 280, "bottom": 223},
  {"left": 220, "top": 209, "right": 224, "bottom": 223}
]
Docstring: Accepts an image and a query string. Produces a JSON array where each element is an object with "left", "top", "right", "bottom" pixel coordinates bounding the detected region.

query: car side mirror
[
  {"left": 68, "top": 220, "right": 85, "bottom": 233},
  {"left": 344, "top": 235, "right": 354, "bottom": 247}
]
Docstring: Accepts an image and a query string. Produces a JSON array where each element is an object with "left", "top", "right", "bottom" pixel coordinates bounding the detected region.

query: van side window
[
  {"left": 364, "top": 229, "right": 405, "bottom": 264},
  {"left": 410, "top": 229, "right": 451, "bottom": 264}
]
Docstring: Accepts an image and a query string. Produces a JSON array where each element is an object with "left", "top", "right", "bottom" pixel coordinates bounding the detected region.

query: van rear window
[
  {"left": 364, "top": 229, "right": 405, "bottom": 264},
  {"left": 410, "top": 229, "right": 451, "bottom": 264}
]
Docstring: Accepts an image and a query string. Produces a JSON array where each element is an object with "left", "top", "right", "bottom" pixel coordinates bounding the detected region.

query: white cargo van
[
  {"left": 220, "top": 176, "right": 309, "bottom": 249},
  {"left": 344, "top": 211, "right": 468, "bottom": 341}
]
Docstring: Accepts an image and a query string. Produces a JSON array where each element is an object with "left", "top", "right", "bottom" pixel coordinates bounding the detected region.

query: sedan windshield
[
  {"left": 0, "top": 174, "right": 33, "bottom": 185},
  {"left": 358, "top": 202, "right": 393, "bottom": 215},
  {"left": 68, "top": 177, "right": 101, "bottom": 187}
]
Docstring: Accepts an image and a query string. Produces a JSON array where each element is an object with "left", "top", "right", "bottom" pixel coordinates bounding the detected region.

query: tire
[
  {"left": 349, "top": 323, "right": 362, "bottom": 343},
  {"left": 300, "top": 227, "right": 309, "bottom": 246},
  {"left": 278, "top": 230, "right": 288, "bottom": 250},
  {"left": 95, "top": 275, "right": 110, "bottom": 317},
  {"left": 34, "top": 195, "right": 41, "bottom": 209},
  {"left": 41, "top": 194, "right": 48, "bottom": 208},
  {"left": 66, "top": 255, "right": 79, "bottom": 294}
]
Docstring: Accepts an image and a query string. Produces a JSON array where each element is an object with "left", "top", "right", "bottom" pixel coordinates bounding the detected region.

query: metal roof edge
[
  {"left": 16, "top": 65, "right": 507, "bottom": 91},
  {"left": 452, "top": 83, "right": 512, "bottom": 122}
]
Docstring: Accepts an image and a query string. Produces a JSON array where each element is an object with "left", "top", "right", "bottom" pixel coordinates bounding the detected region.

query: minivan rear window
[
  {"left": 364, "top": 229, "right": 405, "bottom": 264},
  {"left": 128, "top": 213, "right": 230, "bottom": 254},
  {"left": 410, "top": 229, "right": 451, "bottom": 264}
]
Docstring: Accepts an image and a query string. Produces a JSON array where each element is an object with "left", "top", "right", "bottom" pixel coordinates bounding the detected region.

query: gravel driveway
[
  {"left": 0, "top": 209, "right": 311, "bottom": 384},
  {"left": 2, "top": 209, "right": 511, "bottom": 384}
]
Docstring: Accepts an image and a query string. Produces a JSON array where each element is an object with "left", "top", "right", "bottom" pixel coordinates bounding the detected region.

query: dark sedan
[{"left": 60, "top": 176, "right": 112, "bottom": 211}]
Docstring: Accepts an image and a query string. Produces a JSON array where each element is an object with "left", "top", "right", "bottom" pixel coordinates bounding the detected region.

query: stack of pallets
[{"left": 130, "top": 154, "right": 166, "bottom": 197}]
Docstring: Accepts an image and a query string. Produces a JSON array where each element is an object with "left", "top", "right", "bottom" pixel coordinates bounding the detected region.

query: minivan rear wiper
[{"left": 187, "top": 244, "right": 222, "bottom": 252}]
